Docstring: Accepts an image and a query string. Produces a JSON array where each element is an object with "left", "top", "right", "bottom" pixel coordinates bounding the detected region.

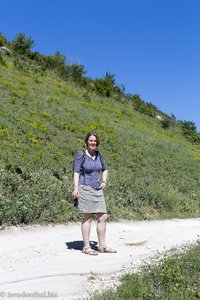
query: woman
[{"left": 72, "top": 131, "right": 116, "bottom": 255}]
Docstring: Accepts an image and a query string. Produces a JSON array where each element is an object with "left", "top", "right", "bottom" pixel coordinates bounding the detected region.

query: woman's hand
[
  {"left": 72, "top": 189, "right": 79, "bottom": 199},
  {"left": 101, "top": 170, "right": 108, "bottom": 189},
  {"left": 100, "top": 181, "right": 107, "bottom": 189}
]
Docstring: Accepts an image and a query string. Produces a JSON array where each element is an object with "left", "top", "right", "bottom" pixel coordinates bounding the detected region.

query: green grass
[
  {"left": 0, "top": 54, "right": 200, "bottom": 225},
  {"left": 90, "top": 241, "right": 200, "bottom": 300}
]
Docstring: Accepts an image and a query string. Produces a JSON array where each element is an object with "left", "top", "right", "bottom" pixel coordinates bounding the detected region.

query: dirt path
[{"left": 0, "top": 218, "right": 199, "bottom": 300}]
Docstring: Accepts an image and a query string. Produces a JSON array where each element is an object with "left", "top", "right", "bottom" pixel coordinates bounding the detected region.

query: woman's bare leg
[
  {"left": 81, "top": 213, "right": 93, "bottom": 249},
  {"left": 96, "top": 213, "right": 107, "bottom": 248}
]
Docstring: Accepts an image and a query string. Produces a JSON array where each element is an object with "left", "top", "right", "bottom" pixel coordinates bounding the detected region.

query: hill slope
[{"left": 0, "top": 55, "right": 200, "bottom": 225}]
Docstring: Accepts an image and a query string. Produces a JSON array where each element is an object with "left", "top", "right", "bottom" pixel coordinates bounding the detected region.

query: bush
[
  {"left": 95, "top": 72, "right": 117, "bottom": 97},
  {"left": 178, "top": 121, "right": 200, "bottom": 144},
  {"left": 0, "top": 169, "right": 74, "bottom": 225},
  {"left": 160, "top": 118, "right": 172, "bottom": 129},
  {"left": 0, "top": 33, "right": 9, "bottom": 47},
  {"left": 12, "top": 33, "right": 35, "bottom": 56},
  {"left": 30, "top": 51, "right": 66, "bottom": 71},
  {"left": 0, "top": 54, "right": 6, "bottom": 66},
  {"left": 179, "top": 120, "right": 197, "bottom": 132},
  {"left": 65, "top": 63, "right": 86, "bottom": 85}
]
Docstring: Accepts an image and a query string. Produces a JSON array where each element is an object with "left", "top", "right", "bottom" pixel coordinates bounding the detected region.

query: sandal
[
  {"left": 82, "top": 247, "right": 98, "bottom": 256},
  {"left": 98, "top": 246, "right": 117, "bottom": 253}
]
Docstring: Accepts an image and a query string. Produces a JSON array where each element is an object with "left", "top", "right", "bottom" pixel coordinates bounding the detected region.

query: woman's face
[{"left": 87, "top": 135, "right": 97, "bottom": 151}]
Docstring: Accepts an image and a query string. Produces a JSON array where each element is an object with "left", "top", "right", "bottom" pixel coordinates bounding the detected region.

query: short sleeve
[
  {"left": 73, "top": 150, "right": 85, "bottom": 174},
  {"left": 99, "top": 153, "right": 107, "bottom": 171}
]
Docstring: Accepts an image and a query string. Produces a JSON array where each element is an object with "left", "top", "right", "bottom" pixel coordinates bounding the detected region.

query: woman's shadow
[{"left": 65, "top": 240, "right": 98, "bottom": 251}]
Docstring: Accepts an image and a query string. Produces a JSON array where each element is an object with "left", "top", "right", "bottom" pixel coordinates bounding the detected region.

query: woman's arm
[
  {"left": 72, "top": 172, "right": 80, "bottom": 198},
  {"left": 72, "top": 150, "right": 85, "bottom": 198},
  {"left": 100, "top": 169, "right": 108, "bottom": 189}
]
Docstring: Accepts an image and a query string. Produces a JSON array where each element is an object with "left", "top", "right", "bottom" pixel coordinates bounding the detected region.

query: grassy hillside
[{"left": 0, "top": 54, "right": 200, "bottom": 225}]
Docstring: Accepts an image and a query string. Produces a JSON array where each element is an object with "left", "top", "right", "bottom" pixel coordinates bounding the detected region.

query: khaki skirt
[{"left": 78, "top": 185, "right": 107, "bottom": 214}]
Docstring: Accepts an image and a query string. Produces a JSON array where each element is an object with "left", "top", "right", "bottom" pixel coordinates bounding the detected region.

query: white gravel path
[{"left": 0, "top": 218, "right": 199, "bottom": 300}]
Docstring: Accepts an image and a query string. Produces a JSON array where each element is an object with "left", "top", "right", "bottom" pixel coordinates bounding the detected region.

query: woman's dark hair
[{"left": 85, "top": 131, "right": 100, "bottom": 146}]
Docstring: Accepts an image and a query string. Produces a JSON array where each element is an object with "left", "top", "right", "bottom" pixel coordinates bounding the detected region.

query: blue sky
[{"left": 1, "top": 0, "right": 200, "bottom": 131}]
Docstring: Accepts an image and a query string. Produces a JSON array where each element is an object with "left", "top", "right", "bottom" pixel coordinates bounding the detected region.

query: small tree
[
  {"left": 12, "top": 33, "right": 35, "bottom": 55},
  {"left": 179, "top": 120, "right": 197, "bottom": 133},
  {"left": 178, "top": 120, "right": 200, "bottom": 144},
  {"left": 131, "top": 94, "right": 146, "bottom": 112},
  {"left": 95, "top": 72, "right": 116, "bottom": 97},
  {"left": 170, "top": 113, "right": 176, "bottom": 123},
  {"left": 66, "top": 64, "right": 86, "bottom": 85},
  {"left": 145, "top": 102, "right": 158, "bottom": 117},
  {"left": 0, "top": 33, "right": 9, "bottom": 47}
]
